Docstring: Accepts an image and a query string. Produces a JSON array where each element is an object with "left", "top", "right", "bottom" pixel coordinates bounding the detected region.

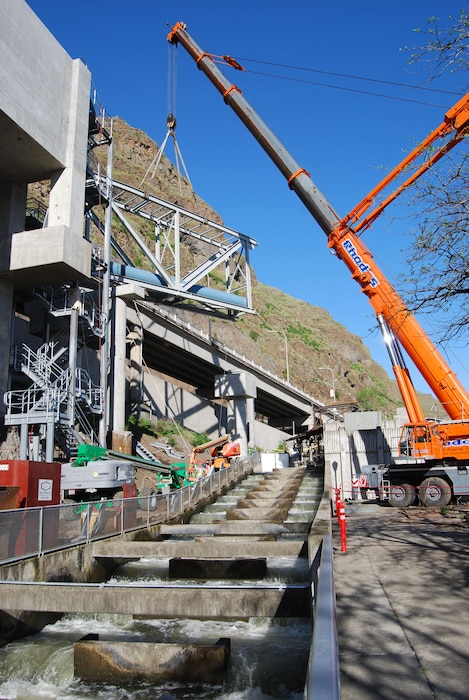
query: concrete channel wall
[
  {"left": 0, "top": 461, "right": 336, "bottom": 694},
  {"left": 0, "top": 457, "right": 256, "bottom": 644}
]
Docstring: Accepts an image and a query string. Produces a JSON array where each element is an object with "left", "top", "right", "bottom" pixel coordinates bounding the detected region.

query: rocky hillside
[
  {"left": 32, "top": 116, "right": 437, "bottom": 417},
  {"left": 94, "top": 117, "right": 410, "bottom": 415}
]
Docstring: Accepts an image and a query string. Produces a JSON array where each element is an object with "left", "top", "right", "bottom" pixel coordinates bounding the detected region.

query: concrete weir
[
  {"left": 1, "top": 466, "right": 323, "bottom": 686},
  {"left": 0, "top": 580, "right": 310, "bottom": 618},
  {"left": 74, "top": 636, "right": 230, "bottom": 683}
]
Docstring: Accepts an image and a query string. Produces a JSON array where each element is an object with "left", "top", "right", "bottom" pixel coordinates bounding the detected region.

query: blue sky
[{"left": 27, "top": 0, "right": 468, "bottom": 396}]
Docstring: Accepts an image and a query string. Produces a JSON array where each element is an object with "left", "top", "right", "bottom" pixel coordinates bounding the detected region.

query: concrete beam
[
  {"left": 8, "top": 225, "right": 91, "bottom": 284},
  {"left": 159, "top": 521, "right": 311, "bottom": 536},
  {"left": 0, "top": 581, "right": 311, "bottom": 619},
  {"left": 92, "top": 540, "right": 307, "bottom": 560}
]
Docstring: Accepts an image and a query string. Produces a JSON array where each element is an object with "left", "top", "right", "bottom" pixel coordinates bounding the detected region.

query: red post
[{"left": 334, "top": 488, "right": 347, "bottom": 552}]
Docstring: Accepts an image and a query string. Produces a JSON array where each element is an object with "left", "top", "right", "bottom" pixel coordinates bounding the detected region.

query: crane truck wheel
[
  {"left": 389, "top": 483, "right": 416, "bottom": 508},
  {"left": 418, "top": 477, "right": 451, "bottom": 507}
]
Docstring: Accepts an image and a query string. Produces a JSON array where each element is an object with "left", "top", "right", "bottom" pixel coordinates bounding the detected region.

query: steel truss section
[{"left": 105, "top": 179, "right": 257, "bottom": 317}]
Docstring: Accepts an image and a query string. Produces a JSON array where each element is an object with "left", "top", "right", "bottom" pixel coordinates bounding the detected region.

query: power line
[
  {"left": 246, "top": 70, "right": 448, "bottom": 108},
  {"left": 234, "top": 57, "right": 461, "bottom": 96},
  {"left": 232, "top": 56, "right": 462, "bottom": 108}
]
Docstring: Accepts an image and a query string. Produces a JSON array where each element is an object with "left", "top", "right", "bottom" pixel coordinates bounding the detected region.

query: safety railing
[
  {"left": 0, "top": 454, "right": 258, "bottom": 565},
  {"left": 304, "top": 534, "right": 341, "bottom": 699}
]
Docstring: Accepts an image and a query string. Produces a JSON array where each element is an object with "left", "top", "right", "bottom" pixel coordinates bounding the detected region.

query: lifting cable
[{"left": 139, "top": 42, "right": 196, "bottom": 202}]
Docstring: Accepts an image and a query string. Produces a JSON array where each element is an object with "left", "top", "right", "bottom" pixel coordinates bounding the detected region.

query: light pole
[
  {"left": 319, "top": 366, "right": 336, "bottom": 402},
  {"left": 267, "top": 330, "right": 290, "bottom": 384}
]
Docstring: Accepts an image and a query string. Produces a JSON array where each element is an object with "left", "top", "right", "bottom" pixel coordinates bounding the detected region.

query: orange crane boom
[{"left": 168, "top": 22, "right": 469, "bottom": 423}]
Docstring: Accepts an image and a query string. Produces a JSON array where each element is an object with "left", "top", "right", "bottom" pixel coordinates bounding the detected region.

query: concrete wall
[
  {"left": 323, "top": 412, "right": 403, "bottom": 499},
  {"left": 141, "top": 369, "right": 288, "bottom": 452},
  {"left": 0, "top": 0, "right": 92, "bottom": 411}
]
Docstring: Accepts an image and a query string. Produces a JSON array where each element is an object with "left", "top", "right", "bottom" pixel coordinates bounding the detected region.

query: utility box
[
  {"left": 344, "top": 411, "right": 382, "bottom": 434},
  {"left": 260, "top": 453, "right": 290, "bottom": 472},
  {"left": 0, "top": 460, "right": 61, "bottom": 508}
]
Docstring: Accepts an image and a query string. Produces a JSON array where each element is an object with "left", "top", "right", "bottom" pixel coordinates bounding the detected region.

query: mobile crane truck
[{"left": 167, "top": 22, "right": 469, "bottom": 508}]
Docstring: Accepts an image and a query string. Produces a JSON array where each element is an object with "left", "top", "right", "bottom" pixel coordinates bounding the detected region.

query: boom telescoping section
[{"left": 167, "top": 22, "right": 469, "bottom": 427}]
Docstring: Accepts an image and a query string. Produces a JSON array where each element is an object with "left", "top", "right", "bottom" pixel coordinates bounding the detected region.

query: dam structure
[
  {"left": 0, "top": 459, "right": 331, "bottom": 698},
  {"left": 0, "top": 4, "right": 338, "bottom": 697},
  {"left": 0, "top": 0, "right": 334, "bottom": 470}
]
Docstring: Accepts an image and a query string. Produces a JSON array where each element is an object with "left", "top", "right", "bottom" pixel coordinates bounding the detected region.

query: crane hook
[{"left": 166, "top": 112, "right": 177, "bottom": 130}]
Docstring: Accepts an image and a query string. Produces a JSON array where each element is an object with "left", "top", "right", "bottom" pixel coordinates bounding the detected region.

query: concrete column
[
  {"left": 231, "top": 398, "right": 248, "bottom": 457},
  {"left": 246, "top": 396, "right": 255, "bottom": 451},
  {"left": 128, "top": 324, "right": 143, "bottom": 406},
  {"left": 112, "top": 295, "right": 127, "bottom": 433},
  {"left": 0, "top": 183, "right": 26, "bottom": 415},
  {"left": 48, "top": 59, "right": 90, "bottom": 236},
  {"left": 214, "top": 372, "right": 256, "bottom": 458},
  {"left": 226, "top": 401, "right": 236, "bottom": 440}
]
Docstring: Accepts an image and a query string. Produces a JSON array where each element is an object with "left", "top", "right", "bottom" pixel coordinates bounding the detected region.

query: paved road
[{"left": 333, "top": 504, "right": 469, "bottom": 700}]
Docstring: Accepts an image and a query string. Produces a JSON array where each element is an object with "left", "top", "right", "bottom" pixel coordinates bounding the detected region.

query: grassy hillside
[{"left": 37, "top": 116, "right": 440, "bottom": 416}]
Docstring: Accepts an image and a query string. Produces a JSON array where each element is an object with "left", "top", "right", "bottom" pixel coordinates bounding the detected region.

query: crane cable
[
  {"left": 167, "top": 40, "right": 177, "bottom": 120},
  {"left": 140, "top": 42, "right": 195, "bottom": 197}
]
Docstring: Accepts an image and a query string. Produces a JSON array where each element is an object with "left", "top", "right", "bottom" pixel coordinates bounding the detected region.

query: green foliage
[
  {"left": 154, "top": 419, "right": 179, "bottom": 437},
  {"left": 286, "top": 322, "right": 321, "bottom": 350},
  {"left": 405, "top": 10, "right": 469, "bottom": 79},
  {"left": 350, "top": 362, "right": 364, "bottom": 372},
  {"left": 264, "top": 302, "right": 278, "bottom": 313},
  {"left": 111, "top": 213, "right": 127, "bottom": 233},
  {"left": 208, "top": 270, "right": 225, "bottom": 287},
  {"left": 133, "top": 252, "right": 144, "bottom": 269},
  {"left": 250, "top": 330, "right": 259, "bottom": 342},
  {"left": 126, "top": 415, "right": 156, "bottom": 436},
  {"left": 126, "top": 416, "right": 210, "bottom": 451},
  {"left": 398, "top": 11, "right": 469, "bottom": 341},
  {"left": 356, "top": 380, "right": 401, "bottom": 417},
  {"left": 144, "top": 226, "right": 156, "bottom": 242},
  {"left": 190, "top": 431, "right": 210, "bottom": 447}
]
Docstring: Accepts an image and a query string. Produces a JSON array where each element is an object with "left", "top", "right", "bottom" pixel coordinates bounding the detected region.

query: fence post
[{"left": 38, "top": 507, "right": 44, "bottom": 556}]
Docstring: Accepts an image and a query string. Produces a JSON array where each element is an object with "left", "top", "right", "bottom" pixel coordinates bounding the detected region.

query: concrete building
[
  {"left": 0, "top": 0, "right": 91, "bottom": 409},
  {"left": 0, "top": 1, "right": 331, "bottom": 464}
]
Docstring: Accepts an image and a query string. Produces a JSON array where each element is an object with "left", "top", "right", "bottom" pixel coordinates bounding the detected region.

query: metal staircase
[
  {"left": 4, "top": 327, "right": 103, "bottom": 460},
  {"left": 33, "top": 284, "right": 106, "bottom": 338},
  {"left": 135, "top": 441, "right": 159, "bottom": 462}
]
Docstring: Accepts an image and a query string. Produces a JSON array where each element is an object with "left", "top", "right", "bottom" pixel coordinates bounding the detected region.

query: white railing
[{"left": 0, "top": 455, "right": 258, "bottom": 564}]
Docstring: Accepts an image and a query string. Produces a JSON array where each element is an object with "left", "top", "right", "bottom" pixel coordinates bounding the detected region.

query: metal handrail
[
  {"left": 304, "top": 534, "right": 340, "bottom": 699},
  {"left": 0, "top": 454, "right": 258, "bottom": 564}
]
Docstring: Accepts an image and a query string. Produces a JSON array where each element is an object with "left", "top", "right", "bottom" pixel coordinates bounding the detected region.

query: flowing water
[
  {"left": 0, "top": 469, "right": 321, "bottom": 699},
  {"left": 0, "top": 600, "right": 310, "bottom": 699}
]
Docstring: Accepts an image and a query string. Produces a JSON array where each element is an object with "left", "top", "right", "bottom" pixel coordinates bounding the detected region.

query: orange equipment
[
  {"left": 167, "top": 22, "right": 469, "bottom": 503},
  {"left": 187, "top": 435, "right": 240, "bottom": 479}
]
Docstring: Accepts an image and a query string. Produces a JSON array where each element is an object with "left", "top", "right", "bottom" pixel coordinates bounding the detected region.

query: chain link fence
[{"left": 0, "top": 455, "right": 258, "bottom": 564}]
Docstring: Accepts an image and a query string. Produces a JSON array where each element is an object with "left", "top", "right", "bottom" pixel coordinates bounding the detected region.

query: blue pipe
[{"left": 110, "top": 263, "right": 247, "bottom": 308}]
